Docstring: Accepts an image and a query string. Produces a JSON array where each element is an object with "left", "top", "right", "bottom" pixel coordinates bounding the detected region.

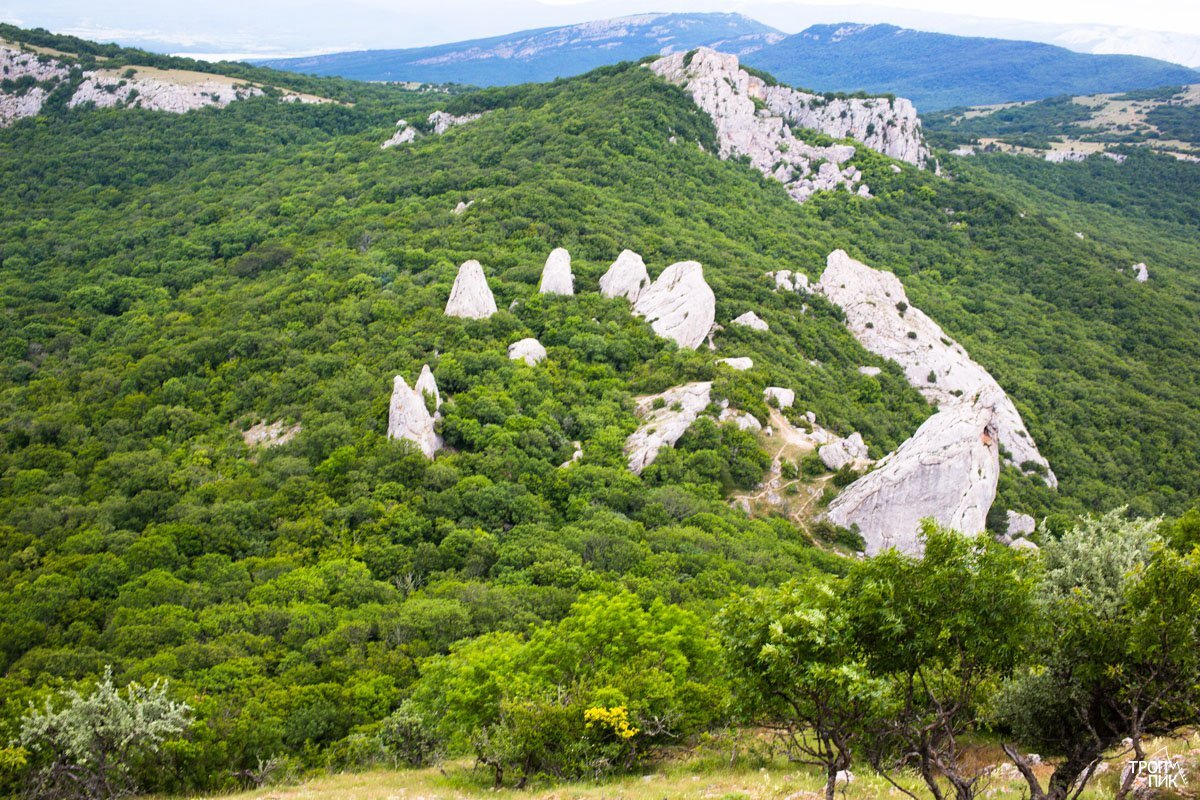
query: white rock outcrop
[
  {"left": 1131, "top": 262, "right": 1149, "bottom": 282},
  {"left": 388, "top": 371, "right": 443, "bottom": 458},
  {"left": 650, "top": 48, "right": 928, "bottom": 204},
  {"left": 819, "top": 432, "right": 869, "bottom": 471},
  {"left": 445, "top": 260, "right": 498, "bottom": 319},
  {"left": 717, "top": 357, "right": 754, "bottom": 371},
  {"left": 764, "top": 387, "right": 795, "bottom": 408},
  {"left": 818, "top": 249, "right": 1055, "bottom": 488},
  {"left": 1010, "top": 537, "right": 1040, "bottom": 551},
  {"left": 625, "top": 382, "right": 713, "bottom": 473},
  {"left": 415, "top": 364, "right": 441, "bottom": 410},
  {"left": 452, "top": 200, "right": 474, "bottom": 214},
  {"left": 858, "top": 366, "right": 882, "bottom": 377},
  {"left": 1006, "top": 510, "right": 1036, "bottom": 539},
  {"left": 600, "top": 250, "right": 652, "bottom": 302},
  {"left": 538, "top": 248, "right": 574, "bottom": 295},
  {"left": 768, "top": 270, "right": 810, "bottom": 292},
  {"left": 730, "top": 311, "right": 769, "bottom": 331},
  {"left": 827, "top": 401, "right": 1002, "bottom": 555},
  {"left": 242, "top": 420, "right": 301, "bottom": 448},
  {"left": 718, "top": 408, "right": 763, "bottom": 432},
  {"left": 382, "top": 124, "right": 418, "bottom": 149},
  {"left": 427, "top": 110, "right": 484, "bottom": 134},
  {"left": 632, "top": 261, "right": 716, "bottom": 350},
  {"left": 508, "top": 337, "right": 548, "bottom": 366}
]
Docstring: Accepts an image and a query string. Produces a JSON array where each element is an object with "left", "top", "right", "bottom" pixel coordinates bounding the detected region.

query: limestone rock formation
[
  {"left": 415, "top": 364, "right": 441, "bottom": 410},
  {"left": 508, "top": 337, "right": 548, "bottom": 366},
  {"left": 427, "top": 110, "right": 484, "bottom": 134},
  {"left": 858, "top": 366, "right": 882, "bottom": 377},
  {"left": 1006, "top": 510, "right": 1036, "bottom": 539},
  {"left": 382, "top": 124, "right": 418, "bottom": 149},
  {"left": 600, "top": 250, "right": 651, "bottom": 302},
  {"left": 632, "top": 261, "right": 716, "bottom": 350},
  {"left": 818, "top": 249, "right": 1056, "bottom": 488},
  {"left": 819, "top": 433, "right": 869, "bottom": 471},
  {"left": 560, "top": 441, "right": 583, "bottom": 468},
  {"left": 452, "top": 200, "right": 474, "bottom": 214},
  {"left": 1010, "top": 537, "right": 1040, "bottom": 551},
  {"left": 539, "top": 248, "right": 574, "bottom": 295},
  {"left": 1132, "top": 262, "right": 1149, "bottom": 282},
  {"left": 718, "top": 408, "right": 763, "bottom": 432},
  {"left": 826, "top": 401, "right": 1001, "bottom": 555},
  {"left": 625, "top": 382, "right": 712, "bottom": 474},
  {"left": 445, "top": 260, "right": 498, "bottom": 319},
  {"left": 764, "top": 387, "right": 795, "bottom": 408},
  {"left": 388, "top": 374, "right": 442, "bottom": 458},
  {"left": 650, "top": 48, "right": 928, "bottom": 204},
  {"left": 767, "top": 270, "right": 810, "bottom": 292},
  {"left": 717, "top": 357, "right": 754, "bottom": 371},
  {"left": 242, "top": 420, "right": 301, "bottom": 448},
  {"left": 730, "top": 311, "right": 769, "bottom": 331}
]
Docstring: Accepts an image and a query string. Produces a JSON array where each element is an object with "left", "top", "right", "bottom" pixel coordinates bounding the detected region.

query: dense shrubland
[{"left": 0, "top": 24, "right": 1199, "bottom": 796}]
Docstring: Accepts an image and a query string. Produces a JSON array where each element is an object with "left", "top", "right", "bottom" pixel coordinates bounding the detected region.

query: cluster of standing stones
[{"left": 385, "top": 246, "right": 1053, "bottom": 558}]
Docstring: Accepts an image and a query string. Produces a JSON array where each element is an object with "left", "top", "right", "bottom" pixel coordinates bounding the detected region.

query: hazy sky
[{"left": 3, "top": 0, "right": 1199, "bottom": 59}]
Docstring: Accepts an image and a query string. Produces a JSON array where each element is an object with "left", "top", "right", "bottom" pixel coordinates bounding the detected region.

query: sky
[{"left": 3, "top": 0, "right": 1199, "bottom": 62}]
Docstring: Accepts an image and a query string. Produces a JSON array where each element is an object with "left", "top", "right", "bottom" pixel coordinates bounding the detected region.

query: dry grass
[{"left": 168, "top": 733, "right": 1199, "bottom": 800}]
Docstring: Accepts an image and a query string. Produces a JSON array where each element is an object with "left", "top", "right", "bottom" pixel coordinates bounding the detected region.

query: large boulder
[
  {"left": 764, "top": 387, "right": 795, "bottom": 408},
  {"left": 539, "top": 247, "right": 574, "bottom": 295},
  {"left": 625, "top": 382, "right": 712, "bottom": 473},
  {"left": 1006, "top": 510, "right": 1036, "bottom": 539},
  {"left": 445, "top": 260, "right": 498, "bottom": 319},
  {"left": 818, "top": 249, "right": 1055, "bottom": 488},
  {"left": 632, "top": 261, "right": 716, "bottom": 350},
  {"left": 600, "top": 250, "right": 651, "bottom": 302},
  {"left": 819, "top": 433, "right": 869, "bottom": 471},
  {"left": 826, "top": 401, "right": 1001, "bottom": 555},
  {"left": 717, "top": 357, "right": 754, "bottom": 371},
  {"left": 730, "top": 311, "right": 769, "bottom": 331},
  {"left": 388, "top": 374, "right": 442, "bottom": 458},
  {"left": 508, "top": 337, "right": 548, "bottom": 366}
]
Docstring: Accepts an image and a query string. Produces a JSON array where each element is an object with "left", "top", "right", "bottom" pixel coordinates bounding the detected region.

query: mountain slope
[
  {"left": 256, "top": 13, "right": 782, "bottom": 85},
  {"left": 745, "top": 23, "right": 1200, "bottom": 111},
  {"left": 2, "top": 23, "right": 1200, "bottom": 794}
]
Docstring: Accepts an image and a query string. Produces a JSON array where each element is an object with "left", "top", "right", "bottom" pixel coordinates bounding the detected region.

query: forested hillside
[{"left": 1, "top": 23, "right": 1198, "bottom": 798}]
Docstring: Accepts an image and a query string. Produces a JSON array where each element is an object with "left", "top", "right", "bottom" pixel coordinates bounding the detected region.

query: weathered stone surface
[
  {"left": 600, "top": 250, "right": 652, "bottom": 302},
  {"left": 1006, "top": 510, "right": 1036, "bottom": 538},
  {"left": 826, "top": 401, "right": 1001, "bottom": 555},
  {"left": 858, "top": 366, "right": 882, "bottom": 377},
  {"left": 415, "top": 364, "right": 441, "bottom": 410},
  {"left": 632, "top": 261, "right": 716, "bottom": 350},
  {"left": 508, "top": 337, "right": 548, "bottom": 366},
  {"left": 452, "top": 199, "right": 474, "bottom": 214},
  {"left": 718, "top": 408, "right": 763, "bottom": 432},
  {"left": 242, "top": 420, "right": 301, "bottom": 448},
  {"left": 767, "top": 270, "right": 810, "bottom": 292},
  {"left": 818, "top": 249, "right": 1056, "bottom": 488},
  {"left": 730, "top": 311, "right": 769, "bottom": 331},
  {"left": 819, "top": 432, "right": 869, "bottom": 471},
  {"left": 764, "top": 387, "right": 795, "bottom": 408},
  {"left": 427, "top": 109, "right": 484, "bottom": 134},
  {"left": 539, "top": 248, "right": 574, "bottom": 295},
  {"left": 445, "top": 260, "right": 498, "bottom": 319},
  {"left": 717, "top": 357, "right": 754, "bottom": 371},
  {"left": 1010, "top": 537, "right": 1040, "bottom": 551},
  {"left": 1131, "top": 262, "right": 1149, "bottom": 282},
  {"left": 560, "top": 441, "right": 583, "bottom": 468},
  {"left": 650, "top": 48, "right": 928, "bottom": 204},
  {"left": 388, "top": 375, "right": 442, "bottom": 458},
  {"left": 625, "top": 382, "right": 712, "bottom": 473},
  {"left": 382, "top": 124, "right": 417, "bottom": 148}
]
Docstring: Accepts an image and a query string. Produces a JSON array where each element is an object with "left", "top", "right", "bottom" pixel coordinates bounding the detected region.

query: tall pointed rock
[
  {"left": 600, "top": 249, "right": 651, "bottom": 303},
  {"left": 445, "top": 260, "right": 497, "bottom": 319},
  {"left": 387, "top": 375, "right": 442, "bottom": 458},
  {"left": 632, "top": 261, "right": 715, "bottom": 350},
  {"left": 539, "top": 247, "right": 574, "bottom": 295}
]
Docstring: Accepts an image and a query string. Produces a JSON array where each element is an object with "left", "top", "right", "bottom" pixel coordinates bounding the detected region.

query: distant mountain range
[
  {"left": 256, "top": 13, "right": 1200, "bottom": 111},
  {"left": 257, "top": 13, "right": 783, "bottom": 87}
]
